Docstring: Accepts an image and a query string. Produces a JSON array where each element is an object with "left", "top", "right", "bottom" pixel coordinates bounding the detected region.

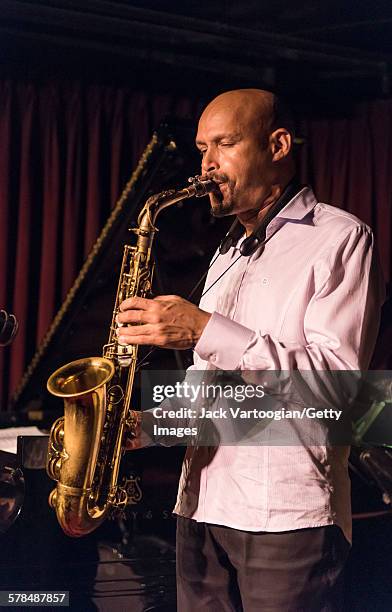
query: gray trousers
[{"left": 176, "top": 516, "right": 350, "bottom": 612}]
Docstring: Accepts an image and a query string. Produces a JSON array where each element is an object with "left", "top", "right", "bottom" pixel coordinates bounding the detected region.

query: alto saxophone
[{"left": 46, "top": 175, "right": 216, "bottom": 537}]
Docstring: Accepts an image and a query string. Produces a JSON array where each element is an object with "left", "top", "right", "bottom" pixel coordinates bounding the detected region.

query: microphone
[{"left": 0, "top": 310, "right": 18, "bottom": 347}]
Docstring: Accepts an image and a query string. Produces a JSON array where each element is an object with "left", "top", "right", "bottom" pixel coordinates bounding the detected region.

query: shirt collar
[
  {"left": 274, "top": 186, "right": 318, "bottom": 221},
  {"left": 230, "top": 186, "right": 318, "bottom": 255}
]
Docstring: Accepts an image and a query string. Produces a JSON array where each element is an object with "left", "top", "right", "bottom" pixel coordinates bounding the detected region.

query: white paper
[{"left": 0, "top": 426, "right": 47, "bottom": 454}]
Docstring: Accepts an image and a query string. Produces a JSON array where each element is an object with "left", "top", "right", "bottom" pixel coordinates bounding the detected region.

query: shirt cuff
[{"left": 195, "top": 311, "right": 254, "bottom": 370}]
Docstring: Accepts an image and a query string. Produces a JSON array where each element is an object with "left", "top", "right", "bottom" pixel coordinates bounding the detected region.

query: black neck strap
[{"left": 219, "top": 179, "right": 304, "bottom": 257}]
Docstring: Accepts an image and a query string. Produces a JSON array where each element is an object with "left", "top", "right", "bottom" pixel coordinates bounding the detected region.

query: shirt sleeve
[{"left": 195, "top": 224, "right": 385, "bottom": 373}]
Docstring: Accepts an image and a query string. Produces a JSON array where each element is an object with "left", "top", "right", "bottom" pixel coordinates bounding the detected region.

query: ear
[{"left": 269, "top": 128, "right": 292, "bottom": 162}]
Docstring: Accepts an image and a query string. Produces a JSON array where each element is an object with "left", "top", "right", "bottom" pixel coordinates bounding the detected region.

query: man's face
[{"left": 196, "top": 101, "right": 274, "bottom": 217}]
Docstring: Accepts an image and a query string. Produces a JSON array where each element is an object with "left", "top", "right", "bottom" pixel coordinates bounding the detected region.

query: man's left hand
[{"left": 117, "top": 295, "right": 211, "bottom": 349}]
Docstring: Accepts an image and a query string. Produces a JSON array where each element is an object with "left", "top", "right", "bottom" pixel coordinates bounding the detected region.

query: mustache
[{"left": 204, "top": 172, "right": 230, "bottom": 185}]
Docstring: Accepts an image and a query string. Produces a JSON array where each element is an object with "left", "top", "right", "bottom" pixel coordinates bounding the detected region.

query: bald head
[
  {"left": 200, "top": 89, "right": 293, "bottom": 144},
  {"left": 196, "top": 88, "right": 295, "bottom": 225}
]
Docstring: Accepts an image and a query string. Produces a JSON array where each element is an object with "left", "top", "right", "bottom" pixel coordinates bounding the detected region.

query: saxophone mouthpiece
[{"left": 188, "top": 175, "right": 218, "bottom": 196}]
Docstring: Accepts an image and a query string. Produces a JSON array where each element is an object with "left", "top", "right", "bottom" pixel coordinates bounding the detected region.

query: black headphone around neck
[{"left": 219, "top": 179, "right": 304, "bottom": 257}]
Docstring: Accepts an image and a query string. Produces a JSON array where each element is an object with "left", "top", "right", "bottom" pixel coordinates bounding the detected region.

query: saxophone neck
[{"left": 137, "top": 175, "right": 217, "bottom": 232}]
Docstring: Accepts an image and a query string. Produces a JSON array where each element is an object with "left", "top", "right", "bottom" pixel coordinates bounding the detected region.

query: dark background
[{"left": 0, "top": 2, "right": 392, "bottom": 610}]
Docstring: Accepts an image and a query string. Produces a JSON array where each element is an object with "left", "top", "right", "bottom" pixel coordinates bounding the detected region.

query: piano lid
[{"left": 11, "top": 119, "right": 228, "bottom": 413}]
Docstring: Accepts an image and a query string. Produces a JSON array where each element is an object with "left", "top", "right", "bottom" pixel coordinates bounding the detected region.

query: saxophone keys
[
  {"left": 48, "top": 489, "right": 58, "bottom": 509},
  {"left": 47, "top": 456, "right": 62, "bottom": 480},
  {"left": 116, "top": 343, "right": 136, "bottom": 367}
]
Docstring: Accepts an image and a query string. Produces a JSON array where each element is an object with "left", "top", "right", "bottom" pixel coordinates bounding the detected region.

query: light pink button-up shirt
[{"left": 173, "top": 187, "right": 385, "bottom": 543}]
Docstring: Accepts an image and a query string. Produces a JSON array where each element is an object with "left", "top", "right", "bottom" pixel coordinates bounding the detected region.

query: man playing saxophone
[{"left": 117, "top": 89, "right": 385, "bottom": 611}]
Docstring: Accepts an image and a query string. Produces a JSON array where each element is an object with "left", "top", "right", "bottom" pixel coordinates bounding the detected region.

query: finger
[
  {"left": 119, "top": 296, "right": 154, "bottom": 311},
  {"left": 117, "top": 309, "right": 143, "bottom": 325},
  {"left": 117, "top": 309, "right": 159, "bottom": 325},
  {"left": 119, "top": 334, "right": 160, "bottom": 346},
  {"left": 117, "top": 323, "right": 157, "bottom": 344},
  {"left": 117, "top": 321, "right": 168, "bottom": 346}
]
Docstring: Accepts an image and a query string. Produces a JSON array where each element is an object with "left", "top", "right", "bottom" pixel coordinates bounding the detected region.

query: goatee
[
  {"left": 209, "top": 187, "right": 235, "bottom": 217},
  {"left": 210, "top": 196, "right": 235, "bottom": 218}
]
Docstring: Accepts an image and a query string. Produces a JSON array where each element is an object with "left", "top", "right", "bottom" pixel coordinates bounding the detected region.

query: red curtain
[
  {"left": 298, "top": 101, "right": 392, "bottom": 280},
  {"left": 0, "top": 80, "right": 391, "bottom": 408},
  {"left": 0, "top": 81, "right": 202, "bottom": 408}
]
